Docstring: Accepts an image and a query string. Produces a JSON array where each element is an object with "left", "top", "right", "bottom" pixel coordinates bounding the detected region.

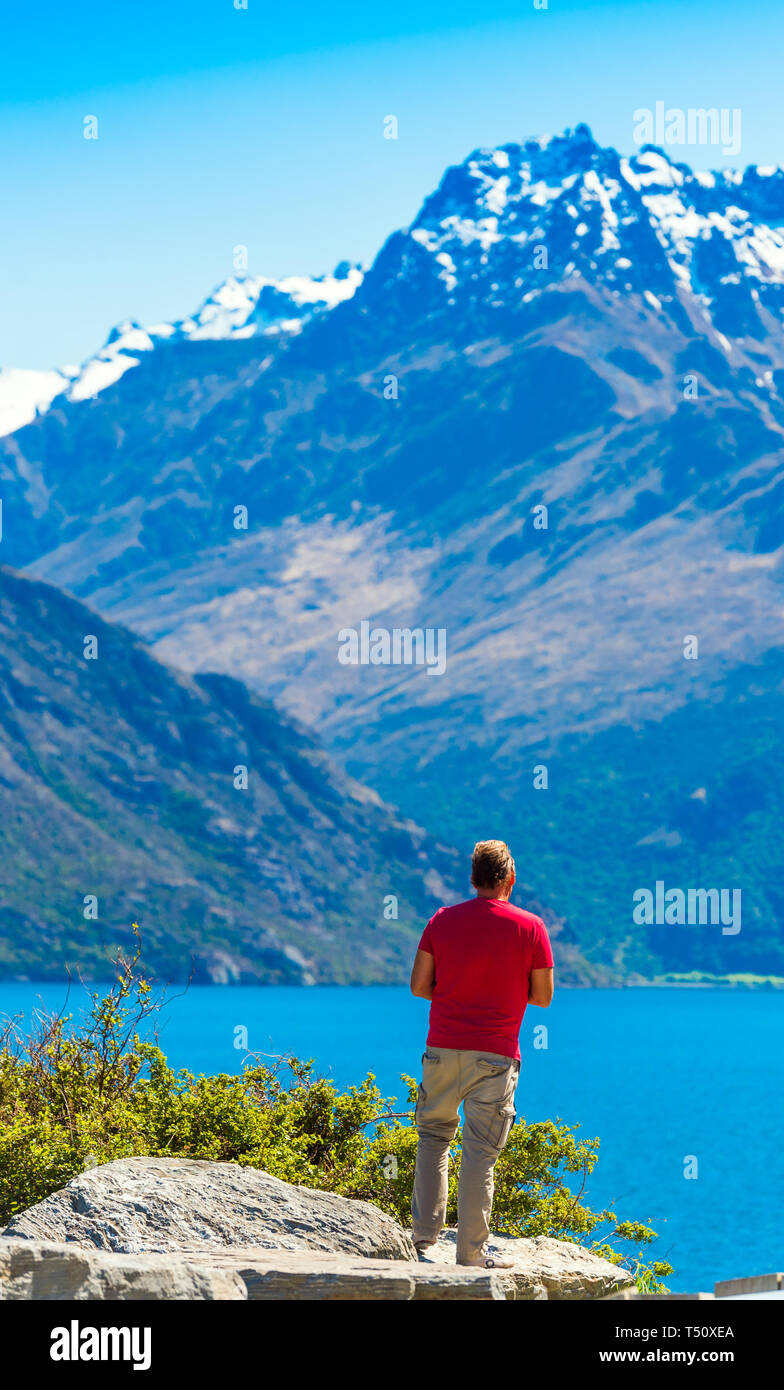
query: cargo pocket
[{"left": 467, "top": 1098, "right": 516, "bottom": 1151}]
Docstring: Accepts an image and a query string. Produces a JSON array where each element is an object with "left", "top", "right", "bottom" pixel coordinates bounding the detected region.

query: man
[{"left": 409, "top": 839, "right": 554, "bottom": 1268}]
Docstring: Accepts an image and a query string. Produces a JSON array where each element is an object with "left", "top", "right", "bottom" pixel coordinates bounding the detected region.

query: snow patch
[{"left": 0, "top": 367, "right": 74, "bottom": 436}]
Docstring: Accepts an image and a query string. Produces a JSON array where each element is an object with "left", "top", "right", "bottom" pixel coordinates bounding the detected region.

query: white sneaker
[{"left": 459, "top": 1248, "right": 515, "bottom": 1270}]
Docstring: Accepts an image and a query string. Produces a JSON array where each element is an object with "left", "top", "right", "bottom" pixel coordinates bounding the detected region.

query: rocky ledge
[{"left": 0, "top": 1157, "right": 632, "bottom": 1302}]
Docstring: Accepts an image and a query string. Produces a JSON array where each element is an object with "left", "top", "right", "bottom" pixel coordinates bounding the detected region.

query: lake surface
[{"left": 1, "top": 982, "right": 781, "bottom": 1293}]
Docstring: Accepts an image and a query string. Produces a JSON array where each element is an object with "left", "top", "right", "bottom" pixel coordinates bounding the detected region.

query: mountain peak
[
  {"left": 0, "top": 263, "right": 365, "bottom": 435},
  {"left": 380, "top": 123, "right": 784, "bottom": 336},
  {"left": 524, "top": 121, "right": 601, "bottom": 161}
]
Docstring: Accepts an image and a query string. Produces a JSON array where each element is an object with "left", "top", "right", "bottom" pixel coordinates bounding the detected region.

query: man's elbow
[{"left": 529, "top": 967, "right": 554, "bottom": 1008}]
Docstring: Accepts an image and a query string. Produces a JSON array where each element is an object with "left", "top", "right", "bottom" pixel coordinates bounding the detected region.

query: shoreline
[{"left": 1, "top": 975, "right": 784, "bottom": 991}]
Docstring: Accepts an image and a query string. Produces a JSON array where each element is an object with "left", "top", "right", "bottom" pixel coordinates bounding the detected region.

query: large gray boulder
[
  {"left": 2, "top": 1158, "right": 633, "bottom": 1300},
  {"left": 0, "top": 1238, "right": 246, "bottom": 1301},
  {"left": 3, "top": 1157, "right": 417, "bottom": 1261}
]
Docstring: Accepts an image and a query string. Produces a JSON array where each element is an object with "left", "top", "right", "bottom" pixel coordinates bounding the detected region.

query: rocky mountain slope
[{"left": 0, "top": 564, "right": 471, "bottom": 983}]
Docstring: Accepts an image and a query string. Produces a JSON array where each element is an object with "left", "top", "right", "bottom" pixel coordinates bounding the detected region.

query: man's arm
[
  {"left": 528, "top": 967, "right": 554, "bottom": 1008},
  {"left": 410, "top": 949, "right": 436, "bottom": 1000}
]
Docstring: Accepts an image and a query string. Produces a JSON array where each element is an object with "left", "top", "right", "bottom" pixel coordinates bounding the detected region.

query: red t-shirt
[{"left": 418, "top": 897, "right": 554, "bottom": 1061}]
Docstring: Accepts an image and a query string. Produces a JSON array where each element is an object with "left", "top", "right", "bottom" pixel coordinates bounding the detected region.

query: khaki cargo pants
[{"left": 411, "top": 1046, "right": 519, "bottom": 1263}]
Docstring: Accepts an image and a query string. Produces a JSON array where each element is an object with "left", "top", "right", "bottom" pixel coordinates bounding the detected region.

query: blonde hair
[{"left": 471, "top": 839, "right": 515, "bottom": 890}]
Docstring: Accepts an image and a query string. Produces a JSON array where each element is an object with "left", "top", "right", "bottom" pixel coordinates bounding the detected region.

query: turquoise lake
[{"left": 1, "top": 982, "right": 781, "bottom": 1293}]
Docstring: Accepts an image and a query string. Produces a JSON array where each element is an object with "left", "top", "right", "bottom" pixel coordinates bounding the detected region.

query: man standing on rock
[{"left": 409, "top": 839, "right": 554, "bottom": 1268}]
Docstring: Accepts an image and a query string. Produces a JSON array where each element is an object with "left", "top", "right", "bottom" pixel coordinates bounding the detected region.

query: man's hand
[
  {"left": 528, "top": 967, "right": 554, "bottom": 1007},
  {"left": 410, "top": 948, "right": 436, "bottom": 1000}
]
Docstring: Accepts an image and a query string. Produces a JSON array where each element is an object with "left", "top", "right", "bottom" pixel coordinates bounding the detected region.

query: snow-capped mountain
[
  {"left": 406, "top": 125, "right": 784, "bottom": 324},
  {"left": 3, "top": 125, "right": 784, "bottom": 981},
  {"left": 0, "top": 262, "right": 363, "bottom": 435},
  {"left": 354, "top": 122, "right": 784, "bottom": 375}
]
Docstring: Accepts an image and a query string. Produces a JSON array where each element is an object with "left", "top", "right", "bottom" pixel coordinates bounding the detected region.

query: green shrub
[{"left": 0, "top": 933, "right": 671, "bottom": 1291}]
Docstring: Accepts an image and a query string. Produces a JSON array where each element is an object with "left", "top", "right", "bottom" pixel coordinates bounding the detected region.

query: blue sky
[{"left": 2, "top": 0, "right": 783, "bottom": 367}]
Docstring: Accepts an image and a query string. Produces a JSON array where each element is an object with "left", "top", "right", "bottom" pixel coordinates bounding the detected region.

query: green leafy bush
[{"left": 0, "top": 935, "right": 671, "bottom": 1291}]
